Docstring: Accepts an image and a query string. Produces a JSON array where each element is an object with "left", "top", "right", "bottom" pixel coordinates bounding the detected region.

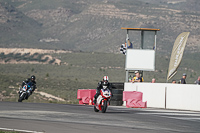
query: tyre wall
[{"left": 110, "top": 82, "right": 124, "bottom": 106}]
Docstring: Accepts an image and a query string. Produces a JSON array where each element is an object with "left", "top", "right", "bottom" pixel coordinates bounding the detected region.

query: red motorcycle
[{"left": 94, "top": 88, "right": 112, "bottom": 113}]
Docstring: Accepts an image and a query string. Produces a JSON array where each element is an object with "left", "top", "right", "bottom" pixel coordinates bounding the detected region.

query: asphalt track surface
[{"left": 0, "top": 102, "right": 200, "bottom": 133}]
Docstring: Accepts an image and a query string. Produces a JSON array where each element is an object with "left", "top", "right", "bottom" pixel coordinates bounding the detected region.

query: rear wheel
[{"left": 101, "top": 100, "right": 107, "bottom": 113}]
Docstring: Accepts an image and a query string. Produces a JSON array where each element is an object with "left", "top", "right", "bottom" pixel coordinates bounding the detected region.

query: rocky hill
[
  {"left": 0, "top": 0, "right": 199, "bottom": 55},
  {"left": 0, "top": 48, "right": 72, "bottom": 65}
]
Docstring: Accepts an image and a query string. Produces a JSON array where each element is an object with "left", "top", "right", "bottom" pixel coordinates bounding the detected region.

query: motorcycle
[
  {"left": 94, "top": 88, "right": 112, "bottom": 113},
  {"left": 18, "top": 81, "right": 33, "bottom": 102}
]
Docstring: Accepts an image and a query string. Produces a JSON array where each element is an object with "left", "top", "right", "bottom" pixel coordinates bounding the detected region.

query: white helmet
[{"left": 103, "top": 76, "right": 109, "bottom": 82}]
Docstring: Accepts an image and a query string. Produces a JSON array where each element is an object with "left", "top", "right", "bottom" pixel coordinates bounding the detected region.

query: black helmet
[{"left": 31, "top": 75, "right": 36, "bottom": 80}]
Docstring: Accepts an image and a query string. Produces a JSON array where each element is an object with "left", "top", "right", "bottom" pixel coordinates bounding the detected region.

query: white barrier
[
  {"left": 124, "top": 82, "right": 200, "bottom": 111},
  {"left": 166, "top": 84, "right": 200, "bottom": 111}
]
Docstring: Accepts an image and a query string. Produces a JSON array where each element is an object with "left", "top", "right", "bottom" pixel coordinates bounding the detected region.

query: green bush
[
  {"left": 13, "top": 53, "right": 21, "bottom": 59},
  {"left": 0, "top": 52, "right": 6, "bottom": 59},
  {"left": 41, "top": 57, "right": 49, "bottom": 62},
  {"left": 49, "top": 59, "right": 55, "bottom": 64},
  {"left": 4, "top": 58, "right": 11, "bottom": 62}
]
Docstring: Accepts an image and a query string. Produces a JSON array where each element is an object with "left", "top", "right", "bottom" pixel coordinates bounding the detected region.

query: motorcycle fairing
[
  {"left": 96, "top": 95, "right": 103, "bottom": 110},
  {"left": 23, "top": 85, "right": 28, "bottom": 91},
  {"left": 101, "top": 89, "right": 111, "bottom": 98}
]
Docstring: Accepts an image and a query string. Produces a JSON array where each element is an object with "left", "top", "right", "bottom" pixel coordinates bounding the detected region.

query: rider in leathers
[
  {"left": 21, "top": 75, "right": 37, "bottom": 98},
  {"left": 93, "top": 76, "right": 111, "bottom": 104}
]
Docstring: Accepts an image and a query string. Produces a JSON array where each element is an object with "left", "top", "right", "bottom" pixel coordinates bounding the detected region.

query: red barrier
[
  {"left": 123, "top": 91, "right": 147, "bottom": 108},
  {"left": 77, "top": 89, "right": 96, "bottom": 105}
]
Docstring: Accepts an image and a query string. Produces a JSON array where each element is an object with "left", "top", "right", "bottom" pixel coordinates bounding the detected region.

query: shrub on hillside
[
  {"left": 41, "top": 57, "right": 49, "bottom": 62},
  {"left": 49, "top": 59, "right": 55, "bottom": 64},
  {"left": 0, "top": 52, "right": 6, "bottom": 59}
]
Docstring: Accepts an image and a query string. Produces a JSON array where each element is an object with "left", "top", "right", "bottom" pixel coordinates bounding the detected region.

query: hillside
[
  {"left": 0, "top": 0, "right": 199, "bottom": 54},
  {"left": 0, "top": 48, "right": 199, "bottom": 103}
]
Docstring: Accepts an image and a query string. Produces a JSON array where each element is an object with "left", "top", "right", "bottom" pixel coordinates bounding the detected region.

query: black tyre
[
  {"left": 18, "top": 93, "right": 25, "bottom": 102},
  {"left": 94, "top": 106, "right": 99, "bottom": 112},
  {"left": 110, "top": 83, "right": 124, "bottom": 106},
  {"left": 110, "top": 83, "right": 124, "bottom": 89},
  {"left": 18, "top": 97, "right": 23, "bottom": 102},
  {"left": 101, "top": 100, "right": 107, "bottom": 113},
  {"left": 110, "top": 100, "right": 123, "bottom": 106},
  {"left": 111, "top": 89, "right": 123, "bottom": 94},
  {"left": 111, "top": 94, "right": 123, "bottom": 101}
]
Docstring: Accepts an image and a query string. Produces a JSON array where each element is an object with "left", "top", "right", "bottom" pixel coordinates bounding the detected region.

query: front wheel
[
  {"left": 18, "top": 93, "right": 25, "bottom": 102},
  {"left": 101, "top": 100, "right": 107, "bottom": 113},
  {"left": 94, "top": 106, "right": 99, "bottom": 112}
]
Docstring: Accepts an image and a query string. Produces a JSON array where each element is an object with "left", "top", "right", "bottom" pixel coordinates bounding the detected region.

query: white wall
[
  {"left": 166, "top": 84, "right": 200, "bottom": 111},
  {"left": 124, "top": 82, "right": 200, "bottom": 111}
]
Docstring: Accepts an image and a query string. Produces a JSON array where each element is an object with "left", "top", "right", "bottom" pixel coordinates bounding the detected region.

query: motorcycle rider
[
  {"left": 21, "top": 75, "right": 37, "bottom": 98},
  {"left": 93, "top": 76, "right": 111, "bottom": 104}
]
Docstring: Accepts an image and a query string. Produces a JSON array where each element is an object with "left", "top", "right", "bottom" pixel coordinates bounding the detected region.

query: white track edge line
[{"left": 0, "top": 127, "right": 45, "bottom": 133}]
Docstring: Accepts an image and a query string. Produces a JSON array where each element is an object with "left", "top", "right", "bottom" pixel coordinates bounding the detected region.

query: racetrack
[{"left": 0, "top": 102, "right": 200, "bottom": 133}]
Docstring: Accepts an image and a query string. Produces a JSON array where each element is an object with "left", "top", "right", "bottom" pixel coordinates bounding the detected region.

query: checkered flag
[{"left": 120, "top": 43, "right": 127, "bottom": 55}]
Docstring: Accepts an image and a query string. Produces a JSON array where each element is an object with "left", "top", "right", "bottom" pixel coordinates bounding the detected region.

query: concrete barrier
[
  {"left": 166, "top": 84, "right": 200, "bottom": 111},
  {"left": 124, "top": 82, "right": 200, "bottom": 111},
  {"left": 77, "top": 89, "right": 96, "bottom": 105},
  {"left": 123, "top": 91, "right": 147, "bottom": 108}
]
